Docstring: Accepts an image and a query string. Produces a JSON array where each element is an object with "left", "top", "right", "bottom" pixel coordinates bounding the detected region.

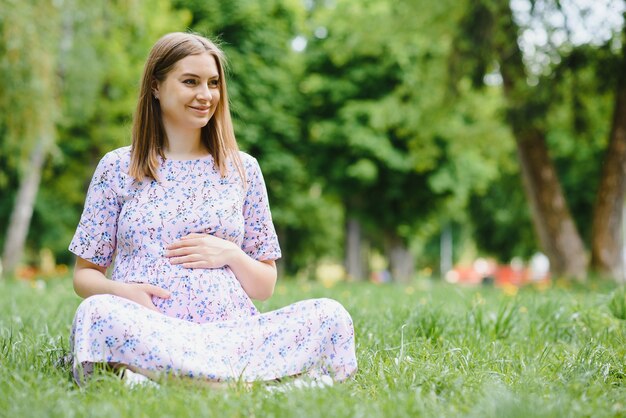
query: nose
[{"left": 197, "top": 83, "right": 213, "bottom": 102}]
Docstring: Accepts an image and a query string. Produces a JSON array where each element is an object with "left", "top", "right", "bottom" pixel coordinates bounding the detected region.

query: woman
[{"left": 69, "top": 32, "right": 357, "bottom": 386}]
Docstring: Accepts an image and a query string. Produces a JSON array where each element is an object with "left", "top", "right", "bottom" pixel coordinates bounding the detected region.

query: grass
[{"left": 1, "top": 277, "right": 625, "bottom": 418}]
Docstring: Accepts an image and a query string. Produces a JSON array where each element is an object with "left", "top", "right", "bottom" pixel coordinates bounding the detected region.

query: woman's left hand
[{"left": 165, "top": 233, "right": 241, "bottom": 269}]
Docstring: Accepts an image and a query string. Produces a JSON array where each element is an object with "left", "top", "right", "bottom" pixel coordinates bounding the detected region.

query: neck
[{"left": 162, "top": 125, "right": 207, "bottom": 159}]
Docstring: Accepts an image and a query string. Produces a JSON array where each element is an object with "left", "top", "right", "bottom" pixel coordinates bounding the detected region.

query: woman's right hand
[
  {"left": 74, "top": 257, "right": 171, "bottom": 312},
  {"left": 112, "top": 282, "right": 171, "bottom": 313}
]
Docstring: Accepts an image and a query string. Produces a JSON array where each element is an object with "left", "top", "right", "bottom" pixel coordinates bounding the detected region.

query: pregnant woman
[{"left": 69, "top": 32, "right": 357, "bottom": 386}]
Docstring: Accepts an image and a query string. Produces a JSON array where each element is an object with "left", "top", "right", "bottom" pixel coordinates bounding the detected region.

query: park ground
[{"left": 1, "top": 276, "right": 625, "bottom": 418}]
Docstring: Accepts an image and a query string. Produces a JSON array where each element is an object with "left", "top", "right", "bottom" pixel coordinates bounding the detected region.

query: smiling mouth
[{"left": 189, "top": 106, "right": 210, "bottom": 112}]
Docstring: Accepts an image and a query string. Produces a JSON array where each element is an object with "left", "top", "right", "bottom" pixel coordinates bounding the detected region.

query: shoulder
[
  {"left": 237, "top": 151, "right": 263, "bottom": 178},
  {"left": 100, "top": 146, "right": 132, "bottom": 166},
  {"left": 91, "top": 146, "right": 132, "bottom": 192},
  {"left": 95, "top": 146, "right": 132, "bottom": 174},
  {"left": 237, "top": 151, "right": 259, "bottom": 168},
  {"left": 236, "top": 151, "right": 268, "bottom": 190}
]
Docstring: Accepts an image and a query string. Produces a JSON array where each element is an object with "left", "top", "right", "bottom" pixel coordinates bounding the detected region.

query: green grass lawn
[{"left": 1, "top": 276, "right": 625, "bottom": 418}]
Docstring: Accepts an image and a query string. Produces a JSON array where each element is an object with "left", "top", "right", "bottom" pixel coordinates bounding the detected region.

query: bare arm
[
  {"left": 225, "top": 253, "right": 277, "bottom": 301},
  {"left": 165, "top": 233, "right": 277, "bottom": 300},
  {"left": 73, "top": 257, "right": 170, "bottom": 311}
]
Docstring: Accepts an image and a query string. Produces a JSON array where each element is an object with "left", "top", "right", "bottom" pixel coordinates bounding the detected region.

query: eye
[
  {"left": 183, "top": 79, "right": 197, "bottom": 85},
  {"left": 208, "top": 79, "right": 220, "bottom": 88}
]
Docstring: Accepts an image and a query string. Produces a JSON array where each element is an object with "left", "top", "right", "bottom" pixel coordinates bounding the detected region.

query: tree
[
  {"left": 304, "top": 0, "right": 515, "bottom": 281},
  {"left": 590, "top": 17, "right": 626, "bottom": 280},
  {"left": 0, "top": 0, "right": 190, "bottom": 274},
  {"left": 452, "top": 0, "right": 606, "bottom": 279},
  {"left": 0, "top": 0, "right": 61, "bottom": 277},
  {"left": 453, "top": 0, "right": 626, "bottom": 281}
]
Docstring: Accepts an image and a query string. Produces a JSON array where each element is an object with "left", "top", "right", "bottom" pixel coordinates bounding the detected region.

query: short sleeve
[
  {"left": 241, "top": 157, "right": 281, "bottom": 261},
  {"left": 68, "top": 152, "right": 122, "bottom": 267}
]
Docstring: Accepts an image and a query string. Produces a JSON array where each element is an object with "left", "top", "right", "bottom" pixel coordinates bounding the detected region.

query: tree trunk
[
  {"left": 590, "top": 37, "right": 626, "bottom": 281},
  {"left": 513, "top": 129, "right": 587, "bottom": 278},
  {"left": 1, "top": 134, "right": 52, "bottom": 278},
  {"left": 386, "top": 234, "right": 414, "bottom": 284},
  {"left": 440, "top": 222, "right": 453, "bottom": 279},
  {"left": 345, "top": 217, "right": 365, "bottom": 280},
  {"left": 493, "top": 0, "right": 587, "bottom": 279}
]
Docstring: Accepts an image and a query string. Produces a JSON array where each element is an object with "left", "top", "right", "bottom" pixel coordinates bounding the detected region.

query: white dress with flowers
[{"left": 69, "top": 146, "right": 357, "bottom": 384}]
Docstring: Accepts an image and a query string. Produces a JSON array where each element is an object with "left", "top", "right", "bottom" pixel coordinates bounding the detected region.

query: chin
[{"left": 190, "top": 118, "right": 211, "bottom": 128}]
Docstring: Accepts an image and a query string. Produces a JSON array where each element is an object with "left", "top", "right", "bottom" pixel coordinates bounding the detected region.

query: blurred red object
[{"left": 446, "top": 257, "right": 550, "bottom": 287}]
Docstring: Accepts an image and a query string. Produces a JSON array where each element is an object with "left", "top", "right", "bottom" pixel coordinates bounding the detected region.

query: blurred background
[{"left": 1, "top": 0, "right": 625, "bottom": 286}]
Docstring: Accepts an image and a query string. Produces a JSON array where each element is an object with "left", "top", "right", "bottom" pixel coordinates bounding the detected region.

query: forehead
[{"left": 170, "top": 52, "right": 219, "bottom": 77}]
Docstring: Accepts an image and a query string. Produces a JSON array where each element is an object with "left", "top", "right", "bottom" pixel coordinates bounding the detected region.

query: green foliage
[
  {"left": 0, "top": 0, "right": 62, "bottom": 261},
  {"left": 304, "top": 0, "right": 515, "bottom": 262},
  {"left": 0, "top": 0, "right": 60, "bottom": 172},
  {"left": 0, "top": 0, "right": 190, "bottom": 265},
  {"left": 544, "top": 43, "right": 617, "bottom": 243},
  {"left": 468, "top": 169, "right": 537, "bottom": 261},
  {"left": 2, "top": 278, "right": 626, "bottom": 417},
  {"left": 2, "top": 0, "right": 625, "bottom": 274}
]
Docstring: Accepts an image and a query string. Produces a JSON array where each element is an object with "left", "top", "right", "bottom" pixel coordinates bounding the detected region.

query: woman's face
[{"left": 154, "top": 52, "right": 221, "bottom": 132}]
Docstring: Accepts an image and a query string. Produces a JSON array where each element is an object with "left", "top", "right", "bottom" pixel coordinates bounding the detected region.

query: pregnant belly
[{"left": 120, "top": 260, "right": 258, "bottom": 324}]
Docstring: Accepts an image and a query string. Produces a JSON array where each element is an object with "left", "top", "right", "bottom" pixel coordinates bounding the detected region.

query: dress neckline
[{"left": 160, "top": 153, "right": 215, "bottom": 164}]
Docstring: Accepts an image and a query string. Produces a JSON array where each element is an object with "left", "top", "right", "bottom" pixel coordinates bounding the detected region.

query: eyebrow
[{"left": 180, "top": 73, "right": 219, "bottom": 79}]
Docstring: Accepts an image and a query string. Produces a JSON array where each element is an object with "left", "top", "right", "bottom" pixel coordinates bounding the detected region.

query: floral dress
[{"left": 69, "top": 147, "right": 357, "bottom": 384}]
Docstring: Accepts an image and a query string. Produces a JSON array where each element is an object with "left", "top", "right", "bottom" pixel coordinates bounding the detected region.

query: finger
[
  {"left": 167, "top": 239, "right": 202, "bottom": 250},
  {"left": 134, "top": 293, "right": 161, "bottom": 312},
  {"left": 144, "top": 284, "right": 171, "bottom": 299},
  {"left": 182, "top": 233, "right": 207, "bottom": 240},
  {"left": 165, "top": 247, "right": 195, "bottom": 257},
  {"left": 168, "top": 254, "right": 200, "bottom": 265},
  {"left": 166, "top": 240, "right": 185, "bottom": 250},
  {"left": 182, "top": 261, "right": 214, "bottom": 269}
]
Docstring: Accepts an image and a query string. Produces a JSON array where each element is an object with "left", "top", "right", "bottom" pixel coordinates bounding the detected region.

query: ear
[{"left": 151, "top": 79, "right": 160, "bottom": 99}]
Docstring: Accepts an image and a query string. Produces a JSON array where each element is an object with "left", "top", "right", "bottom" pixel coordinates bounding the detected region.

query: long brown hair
[{"left": 129, "top": 32, "right": 243, "bottom": 181}]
